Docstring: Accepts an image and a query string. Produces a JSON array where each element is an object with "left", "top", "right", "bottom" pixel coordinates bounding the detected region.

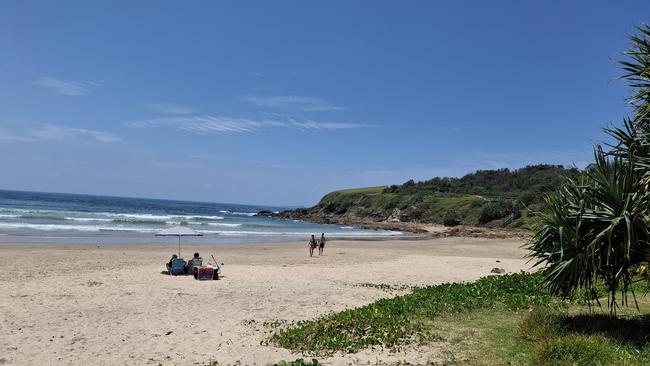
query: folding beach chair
[{"left": 169, "top": 258, "right": 186, "bottom": 276}]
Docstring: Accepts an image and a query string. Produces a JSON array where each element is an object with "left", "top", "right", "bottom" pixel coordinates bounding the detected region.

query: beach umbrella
[{"left": 155, "top": 226, "right": 203, "bottom": 257}]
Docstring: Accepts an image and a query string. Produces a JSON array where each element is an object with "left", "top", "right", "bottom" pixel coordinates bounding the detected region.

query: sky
[{"left": 0, "top": 1, "right": 648, "bottom": 206}]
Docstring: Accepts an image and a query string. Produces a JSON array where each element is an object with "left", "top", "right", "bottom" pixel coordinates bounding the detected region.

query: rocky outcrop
[
  {"left": 256, "top": 207, "right": 429, "bottom": 233},
  {"left": 256, "top": 210, "right": 275, "bottom": 217}
]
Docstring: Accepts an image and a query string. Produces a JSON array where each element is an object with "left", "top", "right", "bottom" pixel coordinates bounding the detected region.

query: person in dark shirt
[{"left": 166, "top": 254, "right": 178, "bottom": 272}]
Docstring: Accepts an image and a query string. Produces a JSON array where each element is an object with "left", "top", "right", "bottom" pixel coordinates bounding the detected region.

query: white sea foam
[
  {"left": 1, "top": 207, "right": 226, "bottom": 223},
  {"left": 206, "top": 222, "right": 241, "bottom": 227},
  {"left": 188, "top": 221, "right": 241, "bottom": 227},
  {"left": 110, "top": 213, "right": 172, "bottom": 221},
  {"left": 65, "top": 217, "right": 113, "bottom": 222},
  {"left": 219, "top": 210, "right": 255, "bottom": 216},
  {"left": 0, "top": 222, "right": 156, "bottom": 233},
  {"left": 189, "top": 215, "right": 224, "bottom": 220},
  {"left": 1, "top": 208, "right": 174, "bottom": 222}
]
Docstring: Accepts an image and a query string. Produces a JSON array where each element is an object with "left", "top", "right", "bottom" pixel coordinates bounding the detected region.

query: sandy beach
[{"left": 0, "top": 236, "right": 529, "bottom": 366}]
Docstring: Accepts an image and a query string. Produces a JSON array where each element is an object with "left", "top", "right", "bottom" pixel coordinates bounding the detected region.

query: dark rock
[
  {"left": 490, "top": 268, "right": 506, "bottom": 274},
  {"left": 256, "top": 210, "right": 275, "bottom": 217}
]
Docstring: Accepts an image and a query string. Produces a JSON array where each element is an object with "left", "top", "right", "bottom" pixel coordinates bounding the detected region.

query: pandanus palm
[
  {"left": 527, "top": 148, "right": 650, "bottom": 313},
  {"left": 527, "top": 26, "right": 650, "bottom": 314}
]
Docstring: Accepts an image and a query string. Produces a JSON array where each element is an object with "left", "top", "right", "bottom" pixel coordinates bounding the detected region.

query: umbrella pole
[{"left": 178, "top": 236, "right": 181, "bottom": 257}]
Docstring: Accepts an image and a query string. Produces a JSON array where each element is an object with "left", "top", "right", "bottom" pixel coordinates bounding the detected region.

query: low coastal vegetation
[
  {"left": 271, "top": 272, "right": 554, "bottom": 355},
  {"left": 270, "top": 272, "right": 650, "bottom": 365}
]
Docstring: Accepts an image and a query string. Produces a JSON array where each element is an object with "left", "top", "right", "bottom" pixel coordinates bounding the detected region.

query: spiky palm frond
[{"left": 619, "top": 26, "right": 650, "bottom": 122}]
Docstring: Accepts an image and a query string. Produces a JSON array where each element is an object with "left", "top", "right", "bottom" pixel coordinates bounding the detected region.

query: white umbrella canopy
[{"left": 156, "top": 226, "right": 203, "bottom": 257}]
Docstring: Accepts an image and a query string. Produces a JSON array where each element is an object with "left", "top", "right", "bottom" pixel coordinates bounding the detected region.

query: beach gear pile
[
  {"left": 167, "top": 255, "right": 221, "bottom": 280},
  {"left": 158, "top": 227, "right": 220, "bottom": 280}
]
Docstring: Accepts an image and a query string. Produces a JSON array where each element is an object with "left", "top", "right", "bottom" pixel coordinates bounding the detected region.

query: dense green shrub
[
  {"left": 443, "top": 209, "right": 460, "bottom": 226},
  {"left": 479, "top": 202, "right": 509, "bottom": 223},
  {"left": 470, "top": 199, "right": 484, "bottom": 208},
  {"left": 388, "top": 165, "right": 580, "bottom": 204},
  {"left": 521, "top": 191, "right": 538, "bottom": 206}
]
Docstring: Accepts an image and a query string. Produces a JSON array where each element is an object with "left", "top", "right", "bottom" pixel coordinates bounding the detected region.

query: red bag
[{"left": 194, "top": 266, "right": 218, "bottom": 280}]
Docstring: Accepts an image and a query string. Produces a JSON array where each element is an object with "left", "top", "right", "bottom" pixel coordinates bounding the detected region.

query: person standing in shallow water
[
  {"left": 319, "top": 233, "right": 326, "bottom": 256},
  {"left": 308, "top": 235, "right": 318, "bottom": 257}
]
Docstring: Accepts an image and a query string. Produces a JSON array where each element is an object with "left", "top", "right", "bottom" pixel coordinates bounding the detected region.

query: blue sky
[{"left": 0, "top": 1, "right": 647, "bottom": 206}]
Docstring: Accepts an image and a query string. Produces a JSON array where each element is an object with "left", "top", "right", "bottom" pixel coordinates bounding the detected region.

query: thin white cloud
[
  {"left": 27, "top": 125, "right": 121, "bottom": 143},
  {"left": 128, "top": 115, "right": 285, "bottom": 134},
  {"left": 30, "top": 77, "right": 96, "bottom": 96},
  {"left": 292, "top": 120, "right": 367, "bottom": 131},
  {"left": 127, "top": 115, "right": 367, "bottom": 135},
  {"left": 0, "top": 128, "right": 37, "bottom": 142},
  {"left": 145, "top": 103, "right": 197, "bottom": 115},
  {"left": 239, "top": 95, "right": 344, "bottom": 112}
]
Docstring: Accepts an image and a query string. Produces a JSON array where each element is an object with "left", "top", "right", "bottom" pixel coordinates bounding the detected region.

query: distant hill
[{"left": 266, "top": 164, "right": 580, "bottom": 231}]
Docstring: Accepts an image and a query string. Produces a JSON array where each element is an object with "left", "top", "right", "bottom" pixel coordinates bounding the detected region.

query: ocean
[{"left": 0, "top": 190, "right": 401, "bottom": 244}]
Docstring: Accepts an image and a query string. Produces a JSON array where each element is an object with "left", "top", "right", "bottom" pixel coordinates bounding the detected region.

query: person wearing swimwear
[
  {"left": 318, "top": 233, "right": 326, "bottom": 256},
  {"left": 308, "top": 234, "right": 318, "bottom": 257}
]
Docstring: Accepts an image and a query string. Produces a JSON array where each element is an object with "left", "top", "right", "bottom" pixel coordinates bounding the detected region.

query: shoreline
[
  {"left": 0, "top": 223, "right": 527, "bottom": 247},
  {"left": 0, "top": 231, "right": 414, "bottom": 246}
]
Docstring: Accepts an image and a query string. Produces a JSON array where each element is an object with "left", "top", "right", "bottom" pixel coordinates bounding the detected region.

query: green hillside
[{"left": 277, "top": 164, "right": 581, "bottom": 230}]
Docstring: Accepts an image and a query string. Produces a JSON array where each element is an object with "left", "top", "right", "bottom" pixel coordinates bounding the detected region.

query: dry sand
[{"left": 0, "top": 237, "right": 530, "bottom": 365}]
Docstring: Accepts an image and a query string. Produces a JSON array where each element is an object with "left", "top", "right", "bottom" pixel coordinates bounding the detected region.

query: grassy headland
[{"left": 265, "top": 165, "right": 580, "bottom": 232}]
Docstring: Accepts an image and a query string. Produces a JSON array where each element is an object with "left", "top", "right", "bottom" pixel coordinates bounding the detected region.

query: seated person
[
  {"left": 166, "top": 254, "right": 178, "bottom": 271},
  {"left": 185, "top": 252, "right": 203, "bottom": 274}
]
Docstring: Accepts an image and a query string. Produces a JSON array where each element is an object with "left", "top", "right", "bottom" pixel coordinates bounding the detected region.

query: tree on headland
[{"left": 526, "top": 25, "right": 650, "bottom": 315}]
